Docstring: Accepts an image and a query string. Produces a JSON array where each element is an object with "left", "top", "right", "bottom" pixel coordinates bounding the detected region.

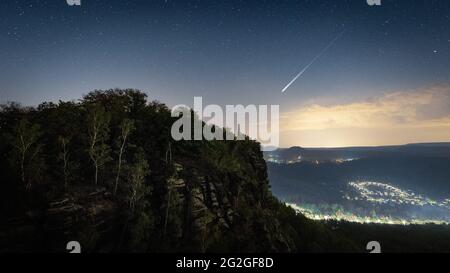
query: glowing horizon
[{"left": 279, "top": 85, "right": 450, "bottom": 148}]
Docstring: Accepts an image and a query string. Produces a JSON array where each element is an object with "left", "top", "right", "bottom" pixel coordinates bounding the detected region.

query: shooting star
[{"left": 282, "top": 30, "right": 346, "bottom": 93}]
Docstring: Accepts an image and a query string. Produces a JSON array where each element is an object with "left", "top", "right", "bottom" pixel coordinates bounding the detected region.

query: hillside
[{"left": 0, "top": 89, "right": 357, "bottom": 253}]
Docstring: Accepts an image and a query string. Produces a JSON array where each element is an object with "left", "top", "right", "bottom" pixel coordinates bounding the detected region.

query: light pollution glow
[
  {"left": 286, "top": 181, "right": 450, "bottom": 225},
  {"left": 279, "top": 85, "right": 450, "bottom": 148},
  {"left": 287, "top": 203, "right": 450, "bottom": 226}
]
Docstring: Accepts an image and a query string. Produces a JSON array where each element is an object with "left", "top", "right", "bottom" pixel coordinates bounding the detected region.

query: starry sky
[{"left": 1, "top": 0, "right": 450, "bottom": 147}]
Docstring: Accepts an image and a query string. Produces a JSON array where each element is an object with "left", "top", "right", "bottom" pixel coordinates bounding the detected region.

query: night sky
[{"left": 1, "top": 0, "right": 450, "bottom": 147}]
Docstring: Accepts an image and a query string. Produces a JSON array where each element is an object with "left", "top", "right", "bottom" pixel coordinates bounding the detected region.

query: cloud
[{"left": 282, "top": 85, "right": 450, "bottom": 131}]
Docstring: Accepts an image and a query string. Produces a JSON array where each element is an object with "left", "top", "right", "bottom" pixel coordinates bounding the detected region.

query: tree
[
  {"left": 87, "top": 104, "right": 111, "bottom": 185},
  {"left": 114, "top": 119, "right": 135, "bottom": 195},
  {"left": 127, "top": 149, "right": 150, "bottom": 214},
  {"left": 12, "top": 118, "right": 43, "bottom": 190},
  {"left": 57, "top": 136, "right": 71, "bottom": 191}
]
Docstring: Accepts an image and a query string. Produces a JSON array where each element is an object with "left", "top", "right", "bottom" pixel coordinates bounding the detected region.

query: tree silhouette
[{"left": 87, "top": 104, "right": 111, "bottom": 185}]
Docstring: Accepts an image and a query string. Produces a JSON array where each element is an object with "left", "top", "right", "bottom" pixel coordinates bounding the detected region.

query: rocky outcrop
[{"left": 0, "top": 187, "right": 117, "bottom": 252}]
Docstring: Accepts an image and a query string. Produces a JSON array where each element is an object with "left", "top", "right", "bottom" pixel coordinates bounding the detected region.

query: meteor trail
[{"left": 282, "top": 30, "right": 346, "bottom": 93}]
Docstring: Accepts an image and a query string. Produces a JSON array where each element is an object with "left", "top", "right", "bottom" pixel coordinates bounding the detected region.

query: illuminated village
[{"left": 287, "top": 181, "right": 450, "bottom": 225}]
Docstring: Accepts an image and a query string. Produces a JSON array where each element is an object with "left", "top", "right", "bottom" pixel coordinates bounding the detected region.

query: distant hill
[{"left": 264, "top": 143, "right": 450, "bottom": 164}]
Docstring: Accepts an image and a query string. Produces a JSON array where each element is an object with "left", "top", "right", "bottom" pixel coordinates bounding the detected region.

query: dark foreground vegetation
[{"left": 0, "top": 89, "right": 449, "bottom": 253}]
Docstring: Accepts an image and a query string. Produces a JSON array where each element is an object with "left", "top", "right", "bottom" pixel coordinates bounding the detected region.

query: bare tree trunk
[
  {"left": 94, "top": 163, "right": 98, "bottom": 185},
  {"left": 20, "top": 151, "right": 25, "bottom": 186},
  {"left": 163, "top": 141, "right": 173, "bottom": 233},
  {"left": 89, "top": 125, "right": 98, "bottom": 185},
  {"left": 165, "top": 142, "right": 172, "bottom": 165},
  {"left": 19, "top": 134, "right": 27, "bottom": 186},
  {"left": 61, "top": 139, "right": 69, "bottom": 191},
  {"left": 14, "top": 119, "right": 41, "bottom": 191},
  {"left": 114, "top": 135, "right": 127, "bottom": 195},
  {"left": 163, "top": 180, "right": 172, "bottom": 237}
]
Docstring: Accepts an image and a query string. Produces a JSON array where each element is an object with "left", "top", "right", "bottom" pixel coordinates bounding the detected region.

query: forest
[{"left": 1, "top": 89, "right": 449, "bottom": 253}]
